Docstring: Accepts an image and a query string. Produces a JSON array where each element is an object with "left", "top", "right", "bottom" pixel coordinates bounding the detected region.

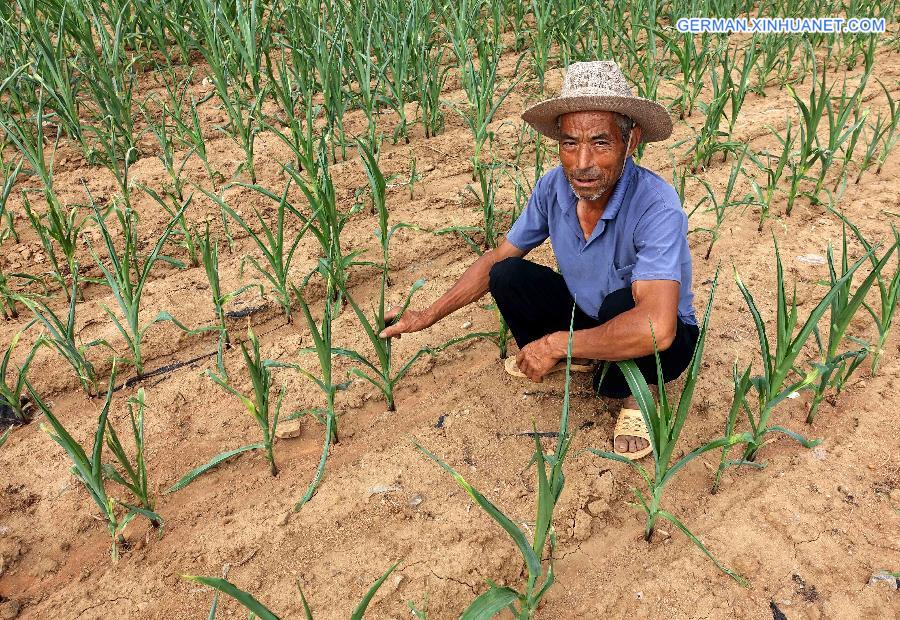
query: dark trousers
[{"left": 488, "top": 257, "right": 699, "bottom": 399}]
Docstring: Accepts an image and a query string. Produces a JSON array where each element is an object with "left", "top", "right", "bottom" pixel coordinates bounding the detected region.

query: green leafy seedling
[
  {"left": 587, "top": 273, "right": 749, "bottom": 584},
  {"left": 187, "top": 561, "right": 399, "bottom": 619},
  {"left": 415, "top": 304, "right": 579, "bottom": 618},
  {"left": 30, "top": 369, "right": 162, "bottom": 561}
]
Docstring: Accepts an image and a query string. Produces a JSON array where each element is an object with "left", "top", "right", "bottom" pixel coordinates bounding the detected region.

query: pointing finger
[
  {"left": 379, "top": 320, "right": 406, "bottom": 339},
  {"left": 379, "top": 325, "right": 397, "bottom": 339}
]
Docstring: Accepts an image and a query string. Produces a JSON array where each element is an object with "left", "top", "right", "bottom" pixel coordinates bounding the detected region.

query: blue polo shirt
[{"left": 505, "top": 157, "right": 697, "bottom": 325}]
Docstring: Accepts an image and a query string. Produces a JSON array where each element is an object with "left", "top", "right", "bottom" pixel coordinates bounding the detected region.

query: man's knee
[
  {"left": 488, "top": 256, "right": 526, "bottom": 295},
  {"left": 596, "top": 287, "right": 636, "bottom": 324}
]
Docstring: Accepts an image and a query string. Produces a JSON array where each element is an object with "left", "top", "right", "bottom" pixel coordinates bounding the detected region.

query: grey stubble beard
[
  {"left": 569, "top": 182, "right": 608, "bottom": 201},
  {"left": 566, "top": 155, "right": 628, "bottom": 201}
]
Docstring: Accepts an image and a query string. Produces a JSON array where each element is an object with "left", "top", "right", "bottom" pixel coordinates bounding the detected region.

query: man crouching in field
[{"left": 379, "top": 61, "right": 698, "bottom": 461}]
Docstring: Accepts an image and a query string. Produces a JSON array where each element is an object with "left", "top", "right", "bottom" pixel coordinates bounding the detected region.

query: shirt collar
[{"left": 558, "top": 156, "right": 636, "bottom": 220}]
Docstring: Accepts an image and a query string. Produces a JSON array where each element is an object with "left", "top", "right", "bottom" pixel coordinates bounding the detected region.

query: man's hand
[
  {"left": 377, "top": 240, "right": 526, "bottom": 340},
  {"left": 516, "top": 336, "right": 563, "bottom": 382},
  {"left": 378, "top": 307, "right": 431, "bottom": 339}
]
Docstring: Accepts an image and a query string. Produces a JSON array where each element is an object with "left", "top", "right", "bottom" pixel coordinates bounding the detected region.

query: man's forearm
[
  {"left": 421, "top": 251, "right": 497, "bottom": 326},
  {"left": 545, "top": 306, "right": 676, "bottom": 362}
]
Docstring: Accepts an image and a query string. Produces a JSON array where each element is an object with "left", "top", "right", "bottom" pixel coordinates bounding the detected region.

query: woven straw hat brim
[{"left": 521, "top": 94, "right": 673, "bottom": 143}]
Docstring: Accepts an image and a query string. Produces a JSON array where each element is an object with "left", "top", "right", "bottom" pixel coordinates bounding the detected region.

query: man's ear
[{"left": 628, "top": 124, "right": 642, "bottom": 155}]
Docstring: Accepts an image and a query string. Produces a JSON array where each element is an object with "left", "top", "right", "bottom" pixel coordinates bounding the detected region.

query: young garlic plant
[
  {"left": 170, "top": 95, "right": 223, "bottom": 190},
  {"left": 193, "top": 0, "right": 270, "bottom": 183},
  {"left": 292, "top": 266, "right": 349, "bottom": 511},
  {"left": 0, "top": 157, "right": 22, "bottom": 242},
  {"left": 103, "top": 385, "right": 160, "bottom": 528},
  {"left": 30, "top": 369, "right": 163, "bottom": 562},
  {"left": 711, "top": 363, "right": 754, "bottom": 494},
  {"left": 282, "top": 137, "right": 364, "bottom": 315},
  {"left": 17, "top": 270, "right": 104, "bottom": 396},
  {"left": 721, "top": 239, "right": 875, "bottom": 470},
  {"left": 333, "top": 140, "right": 433, "bottom": 411},
  {"left": 588, "top": 275, "right": 748, "bottom": 584},
  {"left": 415, "top": 307, "right": 580, "bottom": 618},
  {"left": 436, "top": 160, "right": 516, "bottom": 358},
  {"left": 141, "top": 186, "right": 200, "bottom": 270},
  {"left": 206, "top": 181, "right": 315, "bottom": 323},
  {"left": 746, "top": 120, "right": 794, "bottom": 232},
  {"left": 0, "top": 158, "right": 33, "bottom": 318},
  {"left": 456, "top": 38, "right": 522, "bottom": 175},
  {"left": 783, "top": 51, "right": 832, "bottom": 216},
  {"left": 0, "top": 87, "right": 84, "bottom": 299},
  {"left": 22, "top": 191, "right": 87, "bottom": 300},
  {"left": 197, "top": 223, "right": 255, "bottom": 375},
  {"left": 806, "top": 221, "right": 896, "bottom": 423},
  {"left": 829, "top": 209, "right": 900, "bottom": 375},
  {"left": 167, "top": 327, "right": 291, "bottom": 492},
  {"left": 689, "top": 143, "right": 758, "bottom": 260},
  {"left": 187, "top": 561, "right": 399, "bottom": 619},
  {"left": 0, "top": 326, "right": 39, "bottom": 423},
  {"left": 140, "top": 93, "right": 195, "bottom": 207},
  {"left": 264, "top": 43, "right": 320, "bottom": 173},
  {"left": 85, "top": 197, "right": 192, "bottom": 377}
]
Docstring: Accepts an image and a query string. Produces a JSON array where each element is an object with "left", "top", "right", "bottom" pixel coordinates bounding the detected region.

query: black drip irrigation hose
[
  {"left": 0, "top": 394, "right": 34, "bottom": 431},
  {"left": 0, "top": 405, "right": 25, "bottom": 431},
  {"left": 224, "top": 305, "right": 269, "bottom": 319},
  {"left": 111, "top": 310, "right": 289, "bottom": 393},
  {"left": 501, "top": 421, "right": 595, "bottom": 439},
  {"left": 115, "top": 349, "right": 219, "bottom": 392},
  {"left": 513, "top": 431, "right": 560, "bottom": 438}
]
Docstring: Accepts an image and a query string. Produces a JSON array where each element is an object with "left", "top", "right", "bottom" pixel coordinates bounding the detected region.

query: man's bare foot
[
  {"left": 614, "top": 432, "right": 649, "bottom": 454},
  {"left": 615, "top": 394, "right": 651, "bottom": 455}
]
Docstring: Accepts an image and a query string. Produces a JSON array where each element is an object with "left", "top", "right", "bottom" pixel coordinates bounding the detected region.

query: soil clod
[{"left": 0, "top": 600, "right": 20, "bottom": 620}]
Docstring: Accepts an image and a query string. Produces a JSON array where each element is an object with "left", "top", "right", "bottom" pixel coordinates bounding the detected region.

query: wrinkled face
[{"left": 557, "top": 111, "right": 634, "bottom": 201}]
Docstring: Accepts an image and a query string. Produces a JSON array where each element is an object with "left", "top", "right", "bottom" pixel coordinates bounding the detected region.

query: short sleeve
[
  {"left": 631, "top": 206, "right": 687, "bottom": 283},
  {"left": 505, "top": 176, "right": 550, "bottom": 251}
]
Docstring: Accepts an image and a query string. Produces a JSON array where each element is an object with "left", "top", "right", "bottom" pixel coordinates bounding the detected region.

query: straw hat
[{"left": 522, "top": 61, "right": 672, "bottom": 143}]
